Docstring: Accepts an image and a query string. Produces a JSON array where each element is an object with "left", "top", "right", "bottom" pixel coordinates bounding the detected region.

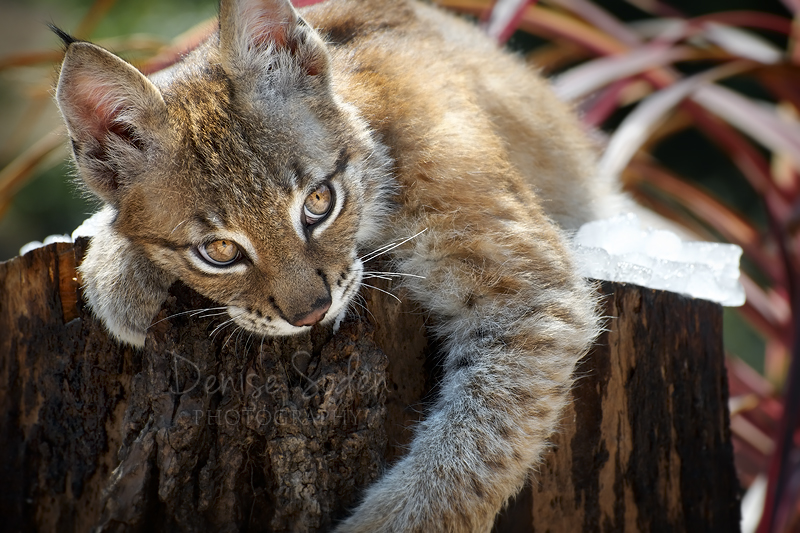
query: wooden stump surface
[{"left": 0, "top": 240, "right": 740, "bottom": 532}]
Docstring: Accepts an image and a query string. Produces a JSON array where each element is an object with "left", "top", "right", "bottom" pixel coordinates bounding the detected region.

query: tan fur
[{"left": 54, "top": 0, "right": 619, "bottom": 530}]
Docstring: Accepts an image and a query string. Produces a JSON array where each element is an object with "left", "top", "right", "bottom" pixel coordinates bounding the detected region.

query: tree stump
[{"left": 0, "top": 240, "right": 740, "bottom": 532}]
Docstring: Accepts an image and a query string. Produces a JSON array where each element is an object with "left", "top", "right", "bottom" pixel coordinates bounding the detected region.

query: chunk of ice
[
  {"left": 19, "top": 234, "right": 71, "bottom": 256},
  {"left": 573, "top": 213, "right": 745, "bottom": 306},
  {"left": 72, "top": 207, "right": 114, "bottom": 239},
  {"left": 19, "top": 241, "right": 44, "bottom": 256},
  {"left": 18, "top": 208, "right": 113, "bottom": 257},
  {"left": 615, "top": 260, "right": 653, "bottom": 287}
]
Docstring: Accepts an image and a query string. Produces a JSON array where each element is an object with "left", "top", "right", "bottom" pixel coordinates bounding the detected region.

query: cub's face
[
  {"left": 54, "top": 0, "right": 392, "bottom": 343},
  {"left": 117, "top": 63, "right": 390, "bottom": 336}
]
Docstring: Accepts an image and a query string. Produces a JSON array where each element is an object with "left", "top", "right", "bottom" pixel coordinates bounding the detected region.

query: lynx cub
[{"left": 54, "top": 0, "right": 619, "bottom": 530}]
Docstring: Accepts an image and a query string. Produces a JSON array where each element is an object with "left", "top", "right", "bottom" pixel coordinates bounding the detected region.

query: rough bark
[
  {"left": 0, "top": 240, "right": 740, "bottom": 532},
  {"left": 494, "top": 283, "right": 742, "bottom": 533}
]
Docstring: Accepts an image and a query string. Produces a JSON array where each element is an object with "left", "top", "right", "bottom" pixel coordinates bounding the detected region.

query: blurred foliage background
[
  {"left": 1, "top": 0, "right": 798, "bottom": 530},
  {"left": 1, "top": 0, "right": 786, "bottom": 264},
  {"left": 0, "top": 0, "right": 217, "bottom": 261}
]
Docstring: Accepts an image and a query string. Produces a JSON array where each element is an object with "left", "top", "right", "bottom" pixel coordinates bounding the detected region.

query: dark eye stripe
[
  {"left": 291, "top": 148, "right": 349, "bottom": 188},
  {"left": 291, "top": 160, "right": 308, "bottom": 189},
  {"left": 146, "top": 237, "right": 187, "bottom": 251},
  {"left": 324, "top": 148, "right": 349, "bottom": 181}
]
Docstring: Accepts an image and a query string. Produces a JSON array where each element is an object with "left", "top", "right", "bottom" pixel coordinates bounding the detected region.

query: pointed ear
[
  {"left": 219, "top": 0, "right": 329, "bottom": 78},
  {"left": 55, "top": 41, "right": 167, "bottom": 205}
]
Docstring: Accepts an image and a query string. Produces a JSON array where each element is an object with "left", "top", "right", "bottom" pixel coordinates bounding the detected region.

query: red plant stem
[
  {"left": 637, "top": 84, "right": 794, "bottom": 222},
  {"left": 758, "top": 303, "right": 800, "bottom": 532},
  {"left": 692, "top": 12, "right": 794, "bottom": 35},
  {"left": 630, "top": 159, "right": 787, "bottom": 289},
  {"left": 580, "top": 78, "right": 634, "bottom": 127},
  {"left": 758, "top": 224, "right": 800, "bottom": 532},
  {"left": 484, "top": 0, "right": 537, "bottom": 43}
]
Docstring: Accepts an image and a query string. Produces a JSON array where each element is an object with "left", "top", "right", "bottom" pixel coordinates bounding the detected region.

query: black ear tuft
[{"left": 48, "top": 24, "right": 79, "bottom": 48}]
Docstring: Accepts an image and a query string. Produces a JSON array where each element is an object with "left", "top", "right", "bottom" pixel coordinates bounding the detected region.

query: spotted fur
[{"left": 54, "top": 0, "right": 620, "bottom": 530}]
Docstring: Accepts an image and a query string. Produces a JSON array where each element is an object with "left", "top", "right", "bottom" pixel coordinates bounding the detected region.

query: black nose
[{"left": 290, "top": 297, "right": 332, "bottom": 327}]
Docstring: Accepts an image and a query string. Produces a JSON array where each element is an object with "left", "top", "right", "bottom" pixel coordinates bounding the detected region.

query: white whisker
[
  {"left": 245, "top": 331, "right": 256, "bottom": 355},
  {"left": 148, "top": 306, "right": 228, "bottom": 329},
  {"left": 222, "top": 326, "right": 241, "bottom": 351},
  {"left": 364, "top": 271, "right": 423, "bottom": 277},
  {"left": 361, "top": 282, "right": 402, "bottom": 303},
  {"left": 210, "top": 313, "right": 241, "bottom": 341},
  {"left": 170, "top": 219, "right": 188, "bottom": 236},
  {"left": 351, "top": 293, "right": 376, "bottom": 322},
  {"left": 360, "top": 228, "right": 427, "bottom": 263},
  {"left": 364, "top": 271, "right": 426, "bottom": 279},
  {"left": 197, "top": 310, "right": 231, "bottom": 319},
  {"left": 360, "top": 240, "right": 400, "bottom": 261},
  {"left": 234, "top": 326, "right": 247, "bottom": 355}
]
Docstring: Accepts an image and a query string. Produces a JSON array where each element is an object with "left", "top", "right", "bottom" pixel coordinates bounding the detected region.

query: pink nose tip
[{"left": 290, "top": 300, "right": 332, "bottom": 327}]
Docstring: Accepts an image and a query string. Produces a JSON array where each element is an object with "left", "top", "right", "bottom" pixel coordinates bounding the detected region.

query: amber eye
[
  {"left": 198, "top": 239, "right": 240, "bottom": 266},
  {"left": 303, "top": 183, "right": 333, "bottom": 227}
]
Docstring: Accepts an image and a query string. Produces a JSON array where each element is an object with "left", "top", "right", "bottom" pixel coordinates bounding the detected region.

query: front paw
[
  {"left": 334, "top": 455, "right": 496, "bottom": 533},
  {"left": 79, "top": 217, "right": 174, "bottom": 347}
]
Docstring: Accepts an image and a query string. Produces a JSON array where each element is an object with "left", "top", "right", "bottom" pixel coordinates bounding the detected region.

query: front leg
[
  {"left": 79, "top": 207, "right": 176, "bottom": 347},
  {"left": 337, "top": 215, "right": 599, "bottom": 532}
]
